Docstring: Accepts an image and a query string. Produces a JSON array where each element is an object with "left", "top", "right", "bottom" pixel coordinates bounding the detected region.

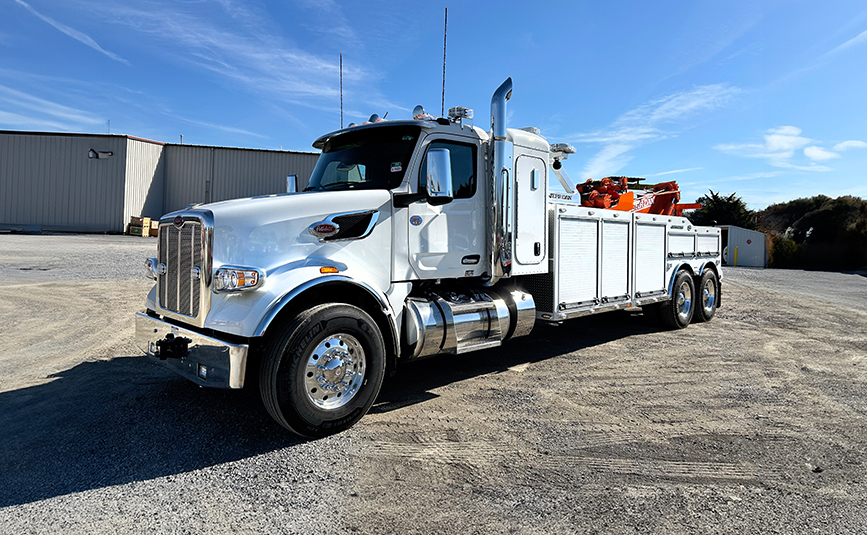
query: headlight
[
  {"left": 214, "top": 266, "right": 264, "bottom": 292},
  {"left": 145, "top": 257, "right": 158, "bottom": 280}
]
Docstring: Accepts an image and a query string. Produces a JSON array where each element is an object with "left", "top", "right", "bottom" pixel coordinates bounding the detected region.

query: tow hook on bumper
[
  {"left": 135, "top": 312, "right": 249, "bottom": 389},
  {"left": 155, "top": 333, "right": 192, "bottom": 360}
]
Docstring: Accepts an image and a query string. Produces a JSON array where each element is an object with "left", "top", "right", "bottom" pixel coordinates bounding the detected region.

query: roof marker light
[{"left": 413, "top": 105, "right": 435, "bottom": 120}]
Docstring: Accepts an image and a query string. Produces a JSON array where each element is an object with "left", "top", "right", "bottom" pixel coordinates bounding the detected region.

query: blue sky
[{"left": 2, "top": 0, "right": 866, "bottom": 209}]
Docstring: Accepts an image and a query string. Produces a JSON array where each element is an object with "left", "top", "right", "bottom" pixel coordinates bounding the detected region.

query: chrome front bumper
[{"left": 134, "top": 312, "right": 249, "bottom": 389}]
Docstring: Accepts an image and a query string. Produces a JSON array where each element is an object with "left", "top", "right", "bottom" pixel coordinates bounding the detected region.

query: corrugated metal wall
[
  {"left": 1, "top": 131, "right": 319, "bottom": 232},
  {"left": 211, "top": 147, "right": 317, "bottom": 203},
  {"left": 123, "top": 138, "right": 166, "bottom": 225},
  {"left": 163, "top": 146, "right": 318, "bottom": 214},
  {"left": 720, "top": 225, "right": 767, "bottom": 267},
  {"left": 163, "top": 145, "right": 213, "bottom": 215},
  {"left": 0, "top": 132, "right": 128, "bottom": 232}
]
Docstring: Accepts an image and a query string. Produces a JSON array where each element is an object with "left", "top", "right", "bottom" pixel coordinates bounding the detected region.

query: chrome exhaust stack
[{"left": 487, "top": 78, "right": 514, "bottom": 286}]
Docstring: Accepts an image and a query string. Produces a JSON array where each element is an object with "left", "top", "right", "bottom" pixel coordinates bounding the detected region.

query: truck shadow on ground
[
  {"left": 0, "top": 356, "right": 296, "bottom": 507},
  {"left": 371, "top": 310, "right": 659, "bottom": 414},
  {"left": 0, "top": 310, "right": 660, "bottom": 507}
]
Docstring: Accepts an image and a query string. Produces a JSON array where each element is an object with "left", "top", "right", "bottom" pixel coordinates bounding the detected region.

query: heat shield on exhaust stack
[{"left": 488, "top": 78, "right": 514, "bottom": 286}]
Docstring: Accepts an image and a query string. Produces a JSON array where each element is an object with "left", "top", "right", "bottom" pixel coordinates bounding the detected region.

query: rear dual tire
[
  {"left": 693, "top": 270, "right": 719, "bottom": 323},
  {"left": 659, "top": 270, "right": 695, "bottom": 329},
  {"left": 647, "top": 269, "right": 718, "bottom": 329}
]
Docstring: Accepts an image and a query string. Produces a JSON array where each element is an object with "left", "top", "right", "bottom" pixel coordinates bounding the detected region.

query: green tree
[
  {"left": 768, "top": 234, "right": 801, "bottom": 268},
  {"left": 758, "top": 195, "right": 867, "bottom": 270},
  {"left": 686, "top": 190, "right": 757, "bottom": 230}
]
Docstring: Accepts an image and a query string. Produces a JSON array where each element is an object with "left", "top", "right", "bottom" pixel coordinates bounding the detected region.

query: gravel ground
[
  {"left": 722, "top": 266, "right": 867, "bottom": 313},
  {"left": 1, "top": 235, "right": 865, "bottom": 534},
  {"left": 0, "top": 234, "right": 155, "bottom": 283}
]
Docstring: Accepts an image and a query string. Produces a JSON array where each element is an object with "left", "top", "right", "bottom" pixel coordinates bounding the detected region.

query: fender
[
  {"left": 666, "top": 261, "right": 696, "bottom": 296},
  {"left": 698, "top": 260, "right": 722, "bottom": 281},
  {"left": 697, "top": 261, "right": 723, "bottom": 307},
  {"left": 253, "top": 274, "right": 400, "bottom": 357}
]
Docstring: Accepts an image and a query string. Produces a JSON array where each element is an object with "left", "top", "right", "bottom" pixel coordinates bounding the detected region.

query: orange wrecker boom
[{"left": 575, "top": 176, "right": 698, "bottom": 216}]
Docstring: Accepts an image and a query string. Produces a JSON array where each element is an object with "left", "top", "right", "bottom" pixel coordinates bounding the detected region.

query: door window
[{"left": 419, "top": 141, "right": 476, "bottom": 199}]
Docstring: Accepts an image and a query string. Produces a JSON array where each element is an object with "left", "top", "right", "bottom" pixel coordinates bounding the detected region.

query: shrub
[{"left": 758, "top": 195, "right": 867, "bottom": 270}]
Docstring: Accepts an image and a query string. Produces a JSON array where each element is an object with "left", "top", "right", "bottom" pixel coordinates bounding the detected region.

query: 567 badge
[{"left": 410, "top": 215, "right": 422, "bottom": 226}]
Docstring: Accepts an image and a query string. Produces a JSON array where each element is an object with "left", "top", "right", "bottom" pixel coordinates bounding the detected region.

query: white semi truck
[{"left": 136, "top": 79, "right": 722, "bottom": 437}]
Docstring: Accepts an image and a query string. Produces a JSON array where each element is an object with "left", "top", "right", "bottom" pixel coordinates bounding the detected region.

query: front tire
[
  {"left": 260, "top": 303, "right": 386, "bottom": 438},
  {"left": 660, "top": 270, "right": 695, "bottom": 329}
]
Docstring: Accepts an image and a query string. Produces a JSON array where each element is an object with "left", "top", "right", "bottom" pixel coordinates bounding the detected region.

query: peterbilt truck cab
[{"left": 136, "top": 79, "right": 722, "bottom": 437}]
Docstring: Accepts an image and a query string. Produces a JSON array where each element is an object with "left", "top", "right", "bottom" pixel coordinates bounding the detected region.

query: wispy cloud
[
  {"left": 680, "top": 171, "right": 782, "bottom": 193},
  {"left": 177, "top": 117, "right": 266, "bottom": 139},
  {"left": 775, "top": 27, "right": 867, "bottom": 86},
  {"left": 666, "top": 12, "right": 761, "bottom": 77},
  {"left": 714, "top": 171, "right": 784, "bottom": 183},
  {"left": 803, "top": 146, "right": 840, "bottom": 162},
  {"left": 0, "top": 68, "right": 279, "bottom": 140},
  {"left": 13, "top": 0, "right": 129, "bottom": 65},
  {"left": 0, "top": 84, "right": 105, "bottom": 130},
  {"left": 568, "top": 84, "right": 740, "bottom": 178},
  {"left": 822, "top": 28, "right": 867, "bottom": 58},
  {"left": 834, "top": 140, "right": 867, "bottom": 151},
  {"left": 713, "top": 126, "right": 864, "bottom": 171},
  {"left": 679, "top": 171, "right": 787, "bottom": 209},
  {"left": 0, "top": 110, "right": 68, "bottom": 130},
  {"left": 95, "top": 1, "right": 385, "bottom": 113},
  {"left": 764, "top": 125, "right": 811, "bottom": 153},
  {"left": 649, "top": 167, "right": 703, "bottom": 177},
  {"left": 293, "top": 0, "right": 359, "bottom": 43}
]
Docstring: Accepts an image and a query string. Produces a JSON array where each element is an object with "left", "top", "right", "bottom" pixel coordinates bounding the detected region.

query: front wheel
[
  {"left": 260, "top": 303, "right": 386, "bottom": 438},
  {"left": 660, "top": 270, "right": 695, "bottom": 329}
]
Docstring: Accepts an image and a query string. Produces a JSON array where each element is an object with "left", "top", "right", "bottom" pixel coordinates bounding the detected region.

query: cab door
[{"left": 407, "top": 137, "right": 486, "bottom": 279}]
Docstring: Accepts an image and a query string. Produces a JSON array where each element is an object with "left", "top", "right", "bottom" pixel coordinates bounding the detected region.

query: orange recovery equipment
[{"left": 575, "top": 176, "right": 697, "bottom": 216}]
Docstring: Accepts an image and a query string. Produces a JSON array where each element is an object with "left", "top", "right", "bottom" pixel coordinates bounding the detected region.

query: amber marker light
[{"left": 320, "top": 266, "right": 339, "bottom": 274}]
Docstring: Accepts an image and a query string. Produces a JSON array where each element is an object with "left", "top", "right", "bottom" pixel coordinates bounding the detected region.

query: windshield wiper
[{"left": 318, "top": 181, "right": 366, "bottom": 190}]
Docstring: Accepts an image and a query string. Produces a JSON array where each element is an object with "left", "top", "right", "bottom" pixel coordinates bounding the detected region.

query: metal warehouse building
[
  {"left": 0, "top": 131, "right": 319, "bottom": 233},
  {"left": 718, "top": 225, "right": 768, "bottom": 267}
]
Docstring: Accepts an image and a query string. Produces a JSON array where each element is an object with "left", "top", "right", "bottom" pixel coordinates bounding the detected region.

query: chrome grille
[{"left": 158, "top": 219, "right": 203, "bottom": 318}]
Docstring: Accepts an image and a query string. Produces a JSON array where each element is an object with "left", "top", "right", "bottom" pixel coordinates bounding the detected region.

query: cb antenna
[
  {"left": 339, "top": 53, "right": 344, "bottom": 129},
  {"left": 441, "top": 7, "right": 447, "bottom": 117}
]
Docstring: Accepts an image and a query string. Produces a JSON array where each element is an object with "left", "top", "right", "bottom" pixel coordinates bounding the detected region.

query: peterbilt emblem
[
  {"left": 173, "top": 215, "right": 184, "bottom": 228},
  {"left": 309, "top": 222, "right": 340, "bottom": 239}
]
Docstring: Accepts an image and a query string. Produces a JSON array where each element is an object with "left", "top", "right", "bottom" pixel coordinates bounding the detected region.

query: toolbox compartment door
[{"left": 634, "top": 220, "right": 666, "bottom": 294}]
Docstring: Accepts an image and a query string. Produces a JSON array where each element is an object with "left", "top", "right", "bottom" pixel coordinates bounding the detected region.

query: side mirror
[{"left": 426, "top": 148, "right": 453, "bottom": 206}]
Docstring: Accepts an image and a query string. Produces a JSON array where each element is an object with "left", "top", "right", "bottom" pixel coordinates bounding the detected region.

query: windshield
[{"left": 305, "top": 125, "right": 421, "bottom": 192}]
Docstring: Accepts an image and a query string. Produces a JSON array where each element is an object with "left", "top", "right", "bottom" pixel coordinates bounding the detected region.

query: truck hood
[{"left": 182, "top": 190, "right": 393, "bottom": 272}]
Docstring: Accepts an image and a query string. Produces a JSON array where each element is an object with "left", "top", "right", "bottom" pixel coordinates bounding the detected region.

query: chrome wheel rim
[
  {"left": 304, "top": 333, "right": 366, "bottom": 410},
  {"left": 676, "top": 281, "right": 693, "bottom": 323},
  {"left": 702, "top": 278, "right": 716, "bottom": 314}
]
